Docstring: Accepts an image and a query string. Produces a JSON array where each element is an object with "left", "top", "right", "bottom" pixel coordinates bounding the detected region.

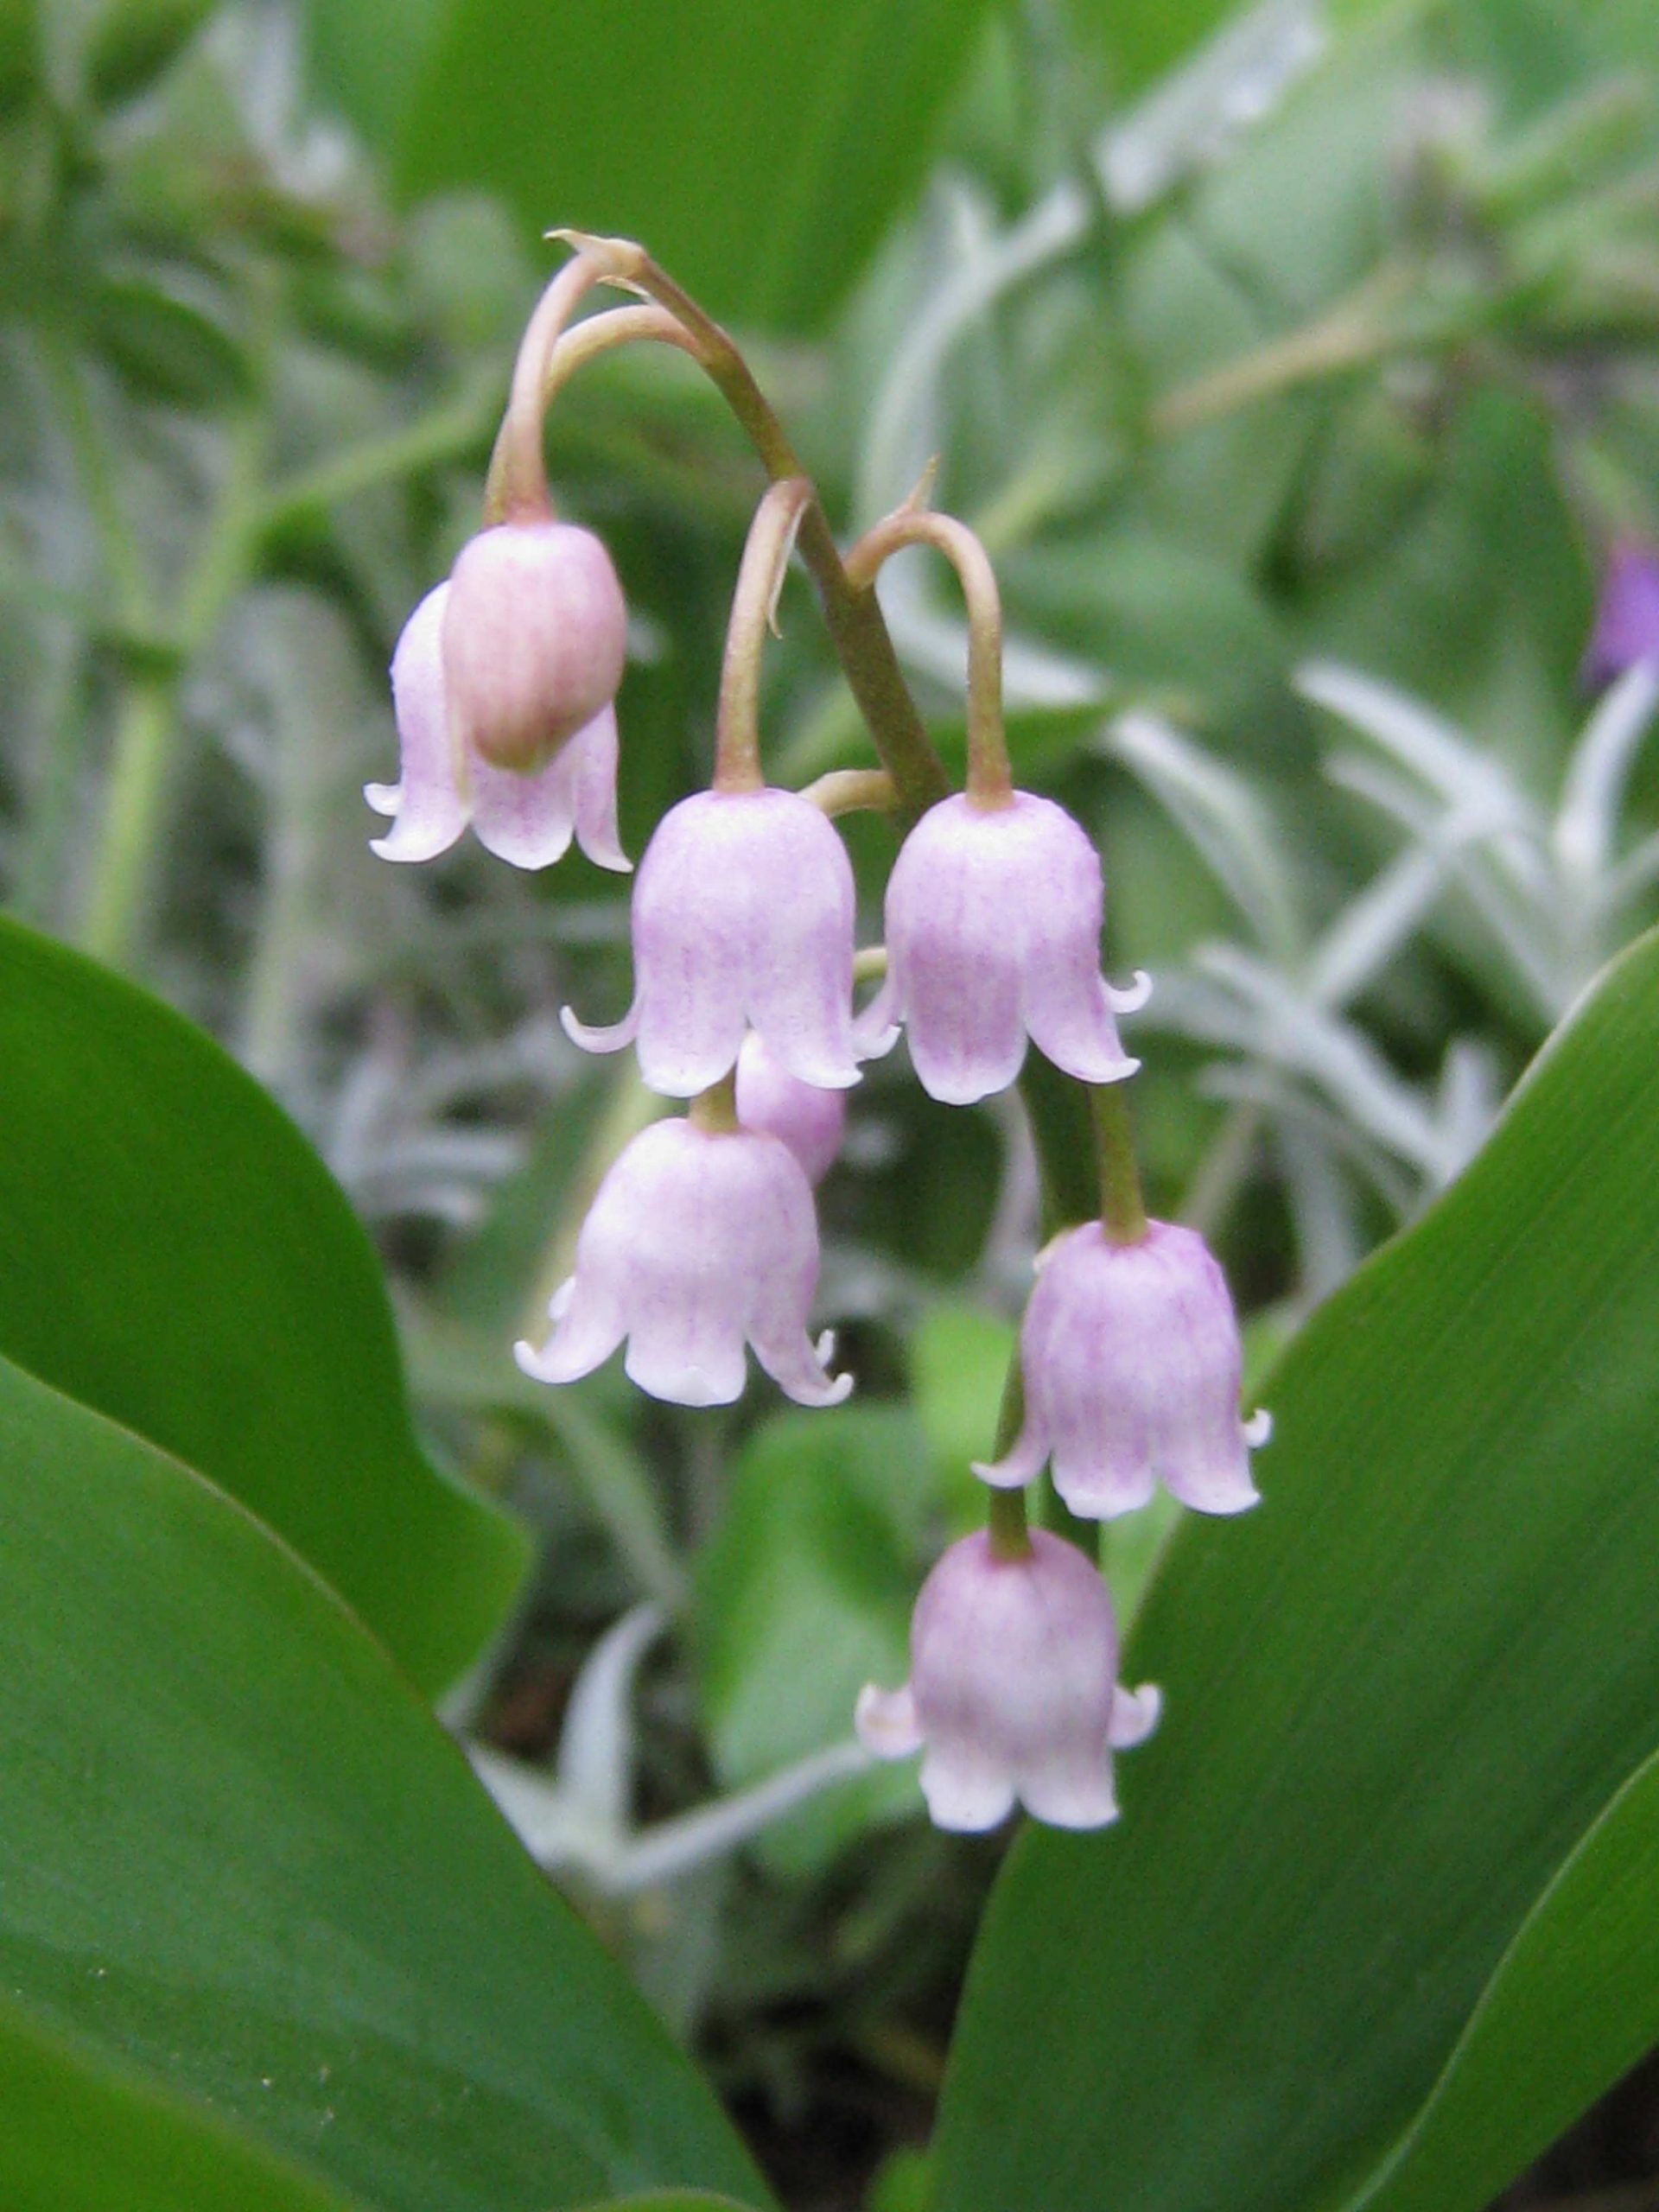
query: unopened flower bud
[
  {"left": 442, "top": 520, "right": 627, "bottom": 772},
  {"left": 563, "top": 787, "right": 861, "bottom": 1096},
  {"left": 366, "top": 582, "right": 629, "bottom": 871},
  {"left": 514, "top": 1117, "right": 850, "bottom": 1409},
  {"left": 1582, "top": 540, "right": 1659, "bottom": 691},
  {"left": 978, "top": 1219, "right": 1268, "bottom": 1518},
  {"left": 734, "top": 1032, "right": 846, "bottom": 1185},
  {"left": 857, "top": 1529, "right": 1160, "bottom": 1832},
  {"left": 854, "top": 791, "right": 1148, "bottom": 1104}
]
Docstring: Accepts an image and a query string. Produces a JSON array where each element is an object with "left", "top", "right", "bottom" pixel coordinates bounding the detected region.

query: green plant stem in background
[
  {"left": 1149, "top": 259, "right": 1420, "bottom": 439},
  {"left": 985, "top": 1361, "right": 1031, "bottom": 1560},
  {"left": 79, "top": 319, "right": 273, "bottom": 970}
]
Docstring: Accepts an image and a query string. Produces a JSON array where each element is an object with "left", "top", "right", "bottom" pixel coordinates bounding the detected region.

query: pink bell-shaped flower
[
  {"left": 562, "top": 788, "right": 861, "bottom": 1096},
  {"left": 854, "top": 791, "right": 1148, "bottom": 1105},
  {"left": 442, "top": 520, "right": 628, "bottom": 772},
  {"left": 367, "top": 582, "right": 630, "bottom": 871},
  {"left": 857, "top": 1529, "right": 1160, "bottom": 1832},
  {"left": 514, "top": 1116, "right": 851, "bottom": 1409},
  {"left": 734, "top": 1032, "right": 846, "bottom": 1185},
  {"left": 977, "top": 1219, "right": 1269, "bottom": 1519}
]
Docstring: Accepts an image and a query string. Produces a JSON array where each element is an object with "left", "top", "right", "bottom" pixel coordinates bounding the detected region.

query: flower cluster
[{"left": 369, "top": 245, "right": 1269, "bottom": 1841}]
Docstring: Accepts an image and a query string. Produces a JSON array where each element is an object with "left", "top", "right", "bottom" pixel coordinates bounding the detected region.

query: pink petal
[
  {"left": 855, "top": 1683, "right": 923, "bottom": 1759},
  {"left": 371, "top": 584, "right": 467, "bottom": 862}
]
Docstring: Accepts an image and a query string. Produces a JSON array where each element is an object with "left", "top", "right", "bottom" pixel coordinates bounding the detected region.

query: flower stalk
[
  {"left": 845, "top": 506, "right": 1013, "bottom": 808},
  {"left": 714, "top": 476, "right": 815, "bottom": 794}
]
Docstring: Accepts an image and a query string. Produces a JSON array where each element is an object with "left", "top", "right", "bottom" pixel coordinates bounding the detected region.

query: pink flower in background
[
  {"left": 366, "top": 582, "right": 630, "bottom": 871},
  {"left": 734, "top": 1032, "right": 847, "bottom": 1185},
  {"left": 855, "top": 791, "right": 1147, "bottom": 1104},
  {"left": 857, "top": 1529, "right": 1160, "bottom": 1832},
  {"left": 1582, "top": 540, "right": 1659, "bottom": 691},
  {"left": 563, "top": 787, "right": 861, "bottom": 1096},
  {"left": 977, "top": 1219, "right": 1268, "bottom": 1519},
  {"left": 514, "top": 1116, "right": 850, "bottom": 1408},
  {"left": 442, "top": 520, "right": 628, "bottom": 771}
]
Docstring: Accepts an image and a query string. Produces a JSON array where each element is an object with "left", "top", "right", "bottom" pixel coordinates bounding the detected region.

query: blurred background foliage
[{"left": 5, "top": 0, "right": 1659, "bottom": 2202}]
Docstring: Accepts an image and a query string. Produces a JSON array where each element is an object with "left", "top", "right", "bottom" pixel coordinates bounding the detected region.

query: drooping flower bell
[
  {"left": 854, "top": 791, "right": 1149, "bottom": 1105},
  {"left": 977, "top": 1218, "right": 1269, "bottom": 1519},
  {"left": 735, "top": 1031, "right": 847, "bottom": 1185},
  {"left": 514, "top": 1115, "right": 850, "bottom": 1408},
  {"left": 562, "top": 786, "right": 861, "bottom": 1095},
  {"left": 442, "top": 520, "right": 628, "bottom": 772},
  {"left": 1582, "top": 539, "right": 1659, "bottom": 691},
  {"left": 367, "top": 580, "right": 630, "bottom": 871},
  {"left": 856, "top": 1529, "right": 1161, "bottom": 1832}
]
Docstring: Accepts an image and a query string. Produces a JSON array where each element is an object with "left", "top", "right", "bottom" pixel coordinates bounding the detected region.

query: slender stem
[
  {"left": 798, "top": 767, "right": 896, "bottom": 817},
  {"left": 988, "top": 1483, "right": 1031, "bottom": 1560},
  {"left": 79, "top": 675, "right": 172, "bottom": 963},
  {"left": 257, "top": 365, "right": 503, "bottom": 537},
  {"left": 1150, "top": 260, "right": 1416, "bottom": 440},
  {"left": 43, "top": 330, "right": 149, "bottom": 628},
  {"left": 550, "top": 231, "right": 950, "bottom": 824},
  {"left": 1090, "top": 1083, "right": 1148, "bottom": 1243},
  {"left": 853, "top": 945, "right": 888, "bottom": 985},
  {"left": 713, "top": 477, "right": 814, "bottom": 793},
  {"left": 81, "top": 374, "right": 270, "bottom": 968},
  {"left": 690, "top": 1071, "right": 740, "bottom": 1134},
  {"left": 984, "top": 1359, "right": 1032, "bottom": 1560},
  {"left": 483, "top": 254, "right": 606, "bottom": 524},
  {"left": 539, "top": 302, "right": 702, "bottom": 406},
  {"left": 844, "top": 508, "right": 1012, "bottom": 808}
]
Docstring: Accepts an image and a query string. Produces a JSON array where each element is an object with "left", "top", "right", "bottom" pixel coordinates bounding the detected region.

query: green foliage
[
  {"left": 696, "top": 1406, "right": 924, "bottom": 1872},
  {"left": 0, "top": 915, "right": 528, "bottom": 1695},
  {"left": 0, "top": 1995, "right": 369, "bottom": 2212},
  {"left": 304, "top": 0, "right": 996, "bottom": 330},
  {"left": 0, "top": 1345, "right": 767, "bottom": 2211},
  {"left": 935, "top": 923, "right": 1659, "bottom": 2212},
  {"left": 1356, "top": 1742, "right": 1659, "bottom": 2212}
]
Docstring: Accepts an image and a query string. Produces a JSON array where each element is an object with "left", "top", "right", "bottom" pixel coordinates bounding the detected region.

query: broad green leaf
[
  {"left": 934, "top": 923, "right": 1659, "bottom": 2212},
  {"left": 570, "top": 2199, "right": 762, "bottom": 2211},
  {"left": 696, "top": 1405, "right": 923, "bottom": 1872},
  {"left": 570, "top": 2197, "right": 762, "bottom": 2212},
  {"left": 0, "top": 1993, "right": 370, "bottom": 2211},
  {"left": 0, "top": 1348, "right": 769, "bottom": 2212},
  {"left": 304, "top": 0, "right": 994, "bottom": 330},
  {"left": 1352, "top": 1742, "right": 1659, "bottom": 2212},
  {"left": 1059, "top": 0, "right": 1236, "bottom": 105},
  {"left": 0, "top": 915, "right": 527, "bottom": 1695}
]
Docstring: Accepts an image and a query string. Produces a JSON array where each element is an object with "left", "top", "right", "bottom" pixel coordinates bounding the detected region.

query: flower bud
[
  {"left": 854, "top": 791, "right": 1148, "bottom": 1105},
  {"left": 734, "top": 1032, "right": 846, "bottom": 1185},
  {"left": 1582, "top": 540, "right": 1659, "bottom": 691},
  {"left": 514, "top": 1117, "right": 850, "bottom": 1409},
  {"left": 563, "top": 787, "right": 861, "bottom": 1096},
  {"left": 977, "top": 1219, "right": 1268, "bottom": 1518},
  {"left": 442, "top": 521, "right": 627, "bottom": 772},
  {"left": 367, "top": 581, "right": 629, "bottom": 871},
  {"left": 857, "top": 1529, "right": 1160, "bottom": 1832}
]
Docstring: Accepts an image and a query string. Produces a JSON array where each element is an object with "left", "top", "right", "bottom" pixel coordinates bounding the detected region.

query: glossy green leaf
[
  {"left": 1060, "top": 0, "right": 1243, "bottom": 106},
  {"left": 0, "top": 915, "right": 527, "bottom": 1695},
  {"left": 569, "top": 2198, "right": 762, "bottom": 2212},
  {"left": 1353, "top": 1740, "right": 1659, "bottom": 2212},
  {"left": 935, "top": 923, "right": 1659, "bottom": 2212},
  {"left": 304, "top": 0, "right": 994, "bottom": 330},
  {"left": 0, "top": 1993, "right": 371, "bottom": 2212},
  {"left": 696, "top": 1405, "right": 923, "bottom": 1872},
  {"left": 0, "top": 1348, "right": 769, "bottom": 2212}
]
